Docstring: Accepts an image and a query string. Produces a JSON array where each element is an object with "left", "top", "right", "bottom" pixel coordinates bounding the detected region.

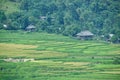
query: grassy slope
[
  {"left": 0, "top": 0, "right": 20, "bottom": 15},
  {"left": 0, "top": 30, "right": 120, "bottom": 80}
]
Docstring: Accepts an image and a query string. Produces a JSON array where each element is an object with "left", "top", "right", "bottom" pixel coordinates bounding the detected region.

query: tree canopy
[{"left": 0, "top": 0, "right": 120, "bottom": 43}]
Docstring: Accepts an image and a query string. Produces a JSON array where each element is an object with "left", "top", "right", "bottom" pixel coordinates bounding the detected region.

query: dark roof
[
  {"left": 76, "top": 30, "right": 94, "bottom": 36},
  {"left": 26, "top": 25, "right": 36, "bottom": 29}
]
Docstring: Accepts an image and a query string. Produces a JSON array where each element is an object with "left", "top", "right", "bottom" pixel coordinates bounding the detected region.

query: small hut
[
  {"left": 26, "top": 25, "right": 36, "bottom": 32},
  {"left": 76, "top": 30, "right": 94, "bottom": 40},
  {"left": 40, "top": 16, "right": 47, "bottom": 20}
]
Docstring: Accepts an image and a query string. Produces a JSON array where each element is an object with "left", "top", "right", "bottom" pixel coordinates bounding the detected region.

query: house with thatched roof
[
  {"left": 40, "top": 16, "right": 47, "bottom": 20},
  {"left": 76, "top": 30, "right": 94, "bottom": 40},
  {"left": 26, "top": 24, "right": 36, "bottom": 32}
]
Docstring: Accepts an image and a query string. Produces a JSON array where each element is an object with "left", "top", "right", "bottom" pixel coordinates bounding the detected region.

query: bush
[{"left": 113, "top": 57, "right": 120, "bottom": 64}]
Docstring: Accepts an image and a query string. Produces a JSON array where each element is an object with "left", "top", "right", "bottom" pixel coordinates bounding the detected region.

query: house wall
[{"left": 77, "top": 36, "right": 93, "bottom": 40}]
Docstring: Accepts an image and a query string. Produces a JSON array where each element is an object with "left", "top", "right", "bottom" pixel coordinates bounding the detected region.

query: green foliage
[
  {"left": 111, "top": 30, "right": 120, "bottom": 43},
  {"left": 0, "top": 10, "right": 6, "bottom": 23},
  {"left": 0, "top": 10, "right": 6, "bottom": 29},
  {"left": 113, "top": 56, "right": 120, "bottom": 64},
  {"left": 0, "top": 0, "right": 120, "bottom": 43},
  {"left": 63, "top": 24, "right": 81, "bottom": 36}
]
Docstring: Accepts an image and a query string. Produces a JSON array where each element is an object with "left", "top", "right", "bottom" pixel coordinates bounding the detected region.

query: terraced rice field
[{"left": 0, "top": 30, "right": 120, "bottom": 80}]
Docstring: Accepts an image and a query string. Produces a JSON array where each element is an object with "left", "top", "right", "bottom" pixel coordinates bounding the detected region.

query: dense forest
[{"left": 0, "top": 0, "right": 120, "bottom": 43}]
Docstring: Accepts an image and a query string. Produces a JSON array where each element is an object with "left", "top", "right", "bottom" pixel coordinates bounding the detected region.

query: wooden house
[
  {"left": 76, "top": 30, "right": 94, "bottom": 40},
  {"left": 26, "top": 25, "right": 36, "bottom": 32}
]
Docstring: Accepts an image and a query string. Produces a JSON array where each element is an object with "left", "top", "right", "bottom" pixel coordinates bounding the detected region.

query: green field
[
  {"left": 0, "top": 30, "right": 120, "bottom": 80},
  {"left": 0, "top": 0, "right": 20, "bottom": 15}
]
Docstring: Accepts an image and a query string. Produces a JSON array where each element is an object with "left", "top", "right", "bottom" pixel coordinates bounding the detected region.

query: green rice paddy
[{"left": 0, "top": 30, "right": 120, "bottom": 80}]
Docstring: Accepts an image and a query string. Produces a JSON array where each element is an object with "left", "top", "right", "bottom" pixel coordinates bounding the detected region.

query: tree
[
  {"left": 20, "top": 0, "right": 32, "bottom": 11},
  {"left": 113, "top": 56, "right": 120, "bottom": 64},
  {"left": 1, "top": 0, "right": 120, "bottom": 43},
  {"left": 48, "top": 3, "right": 58, "bottom": 14},
  {"left": 0, "top": 10, "right": 6, "bottom": 23},
  {"left": 0, "top": 10, "right": 6, "bottom": 29},
  {"left": 62, "top": 24, "right": 81, "bottom": 36},
  {"left": 111, "top": 30, "right": 120, "bottom": 43}
]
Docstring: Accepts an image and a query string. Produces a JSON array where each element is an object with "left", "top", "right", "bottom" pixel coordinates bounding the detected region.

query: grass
[
  {"left": 0, "top": 30, "right": 120, "bottom": 80},
  {"left": 0, "top": 0, "right": 20, "bottom": 15},
  {"left": 0, "top": 43, "right": 67, "bottom": 59}
]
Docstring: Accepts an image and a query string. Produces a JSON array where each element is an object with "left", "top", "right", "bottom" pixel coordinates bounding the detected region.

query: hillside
[
  {"left": 0, "top": 0, "right": 20, "bottom": 14},
  {"left": 0, "top": 1, "right": 120, "bottom": 80},
  {"left": 0, "top": 30, "right": 120, "bottom": 80},
  {"left": 0, "top": 0, "right": 120, "bottom": 43}
]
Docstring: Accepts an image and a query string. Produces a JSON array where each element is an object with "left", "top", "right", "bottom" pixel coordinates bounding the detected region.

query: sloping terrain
[
  {"left": 0, "top": 30, "right": 120, "bottom": 80},
  {"left": 0, "top": 0, "right": 20, "bottom": 14}
]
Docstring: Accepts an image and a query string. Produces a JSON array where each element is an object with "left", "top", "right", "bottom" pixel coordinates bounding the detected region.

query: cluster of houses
[
  {"left": 2, "top": 23, "right": 116, "bottom": 42},
  {"left": 25, "top": 25, "right": 115, "bottom": 42},
  {"left": 25, "top": 25, "right": 94, "bottom": 40},
  {"left": 76, "top": 30, "right": 116, "bottom": 42}
]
